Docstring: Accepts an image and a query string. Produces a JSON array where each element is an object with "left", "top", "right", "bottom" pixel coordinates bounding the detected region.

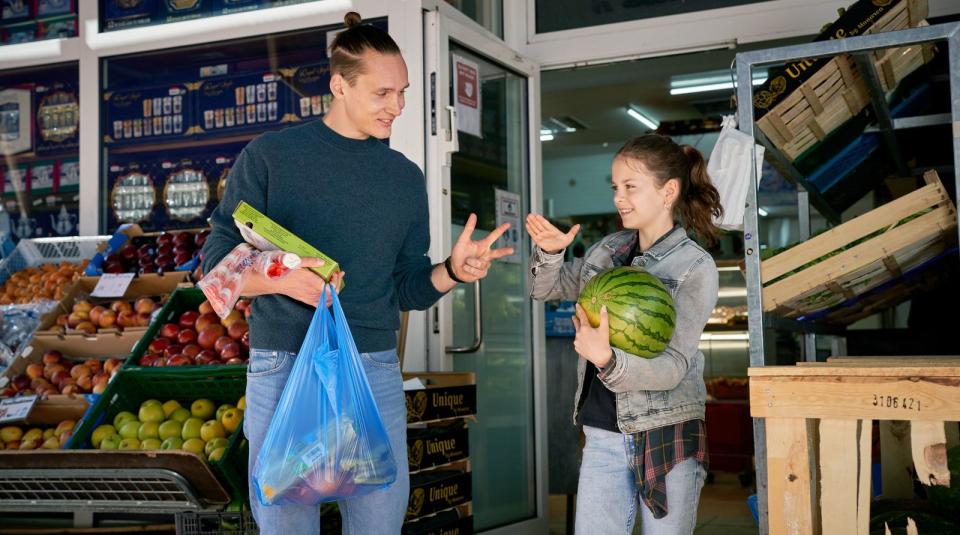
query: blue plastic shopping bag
[{"left": 251, "top": 286, "right": 397, "bottom": 506}]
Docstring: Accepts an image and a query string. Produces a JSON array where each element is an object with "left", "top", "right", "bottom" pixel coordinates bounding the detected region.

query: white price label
[
  {"left": 91, "top": 273, "right": 135, "bottom": 298},
  {"left": 0, "top": 395, "right": 38, "bottom": 424}
]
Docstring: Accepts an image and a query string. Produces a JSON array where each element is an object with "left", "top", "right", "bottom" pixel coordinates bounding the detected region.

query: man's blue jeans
[{"left": 245, "top": 347, "right": 409, "bottom": 534}]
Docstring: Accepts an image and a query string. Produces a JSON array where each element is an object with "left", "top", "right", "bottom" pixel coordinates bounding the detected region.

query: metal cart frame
[{"left": 735, "top": 22, "right": 960, "bottom": 534}]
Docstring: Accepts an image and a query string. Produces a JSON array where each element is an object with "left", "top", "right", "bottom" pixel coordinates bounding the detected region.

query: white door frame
[{"left": 422, "top": 2, "right": 548, "bottom": 533}]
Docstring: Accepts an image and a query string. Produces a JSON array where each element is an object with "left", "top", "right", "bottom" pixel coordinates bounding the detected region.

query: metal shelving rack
[{"left": 735, "top": 22, "right": 960, "bottom": 534}]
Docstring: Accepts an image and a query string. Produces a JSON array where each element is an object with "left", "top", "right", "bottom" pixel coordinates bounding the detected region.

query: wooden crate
[
  {"left": 756, "top": 0, "right": 932, "bottom": 162},
  {"left": 761, "top": 170, "right": 957, "bottom": 320},
  {"left": 749, "top": 358, "right": 960, "bottom": 534}
]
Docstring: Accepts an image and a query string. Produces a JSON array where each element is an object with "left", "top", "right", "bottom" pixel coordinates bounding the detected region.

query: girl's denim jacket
[{"left": 529, "top": 226, "right": 718, "bottom": 433}]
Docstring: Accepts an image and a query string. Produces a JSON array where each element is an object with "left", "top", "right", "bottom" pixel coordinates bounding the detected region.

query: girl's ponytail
[{"left": 678, "top": 145, "right": 723, "bottom": 246}]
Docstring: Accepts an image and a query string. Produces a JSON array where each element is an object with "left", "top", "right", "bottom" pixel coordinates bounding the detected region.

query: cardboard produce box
[
  {"left": 0, "top": 329, "right": 139, "bottom": 387},
  {"left": 37, "top": 272, "right": 190, "bottom": 339},
  {"left": 403, "top": 373, "right": 476, "bottom": 424},
  {"left": 407, "top": 420, "right": 469, "bottom": 473},
  {"left": 405, "top": 460, "right": 472, "bottom": 522},
  {"left": 403, "top": 504, "right": 473, "bottom": 535}
]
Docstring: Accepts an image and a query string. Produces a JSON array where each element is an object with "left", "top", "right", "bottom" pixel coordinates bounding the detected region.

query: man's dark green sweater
[{"left": 202, "top": 119, "right": 445, "bottom": 354}]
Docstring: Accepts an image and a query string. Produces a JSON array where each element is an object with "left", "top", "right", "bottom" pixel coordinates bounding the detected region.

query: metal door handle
[{"left": 446, "top": 280, "right": 482, "bottom": 353}]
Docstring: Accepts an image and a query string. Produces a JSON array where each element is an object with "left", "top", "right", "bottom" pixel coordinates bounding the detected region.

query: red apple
[
  {"left": 156, "top": 233, "right": 173, "bottom": 246},
  {"left": 137, "top": 244, "right": 153, "bottom": 258},
  {"left": 98, "top": 309, "right": 117, "bottom": 329},
  {"left": 181, "top": 344, "right": 201, "bottom": 358},
  {"left": 148, "top": 337, "right": 171, "bottom": 354},
  {"left": 110, "top": 300, "right": 133, "bottom": 314},
  {"left": 166, "top": 355, "right": 193, "bottom": 366},
  {"left": 196, "top": 349, "right": 218, "bottom": 362},
  {"left": 151, "top": 357, "right": 167, "bottom": 367},
  {"left": 119, "top": 243, "right": 138, "bottom": 261},
  {"left": 194, "top": 313, "right": 219, "bottom": 332},
  {"left": 241, "top": 330, "right": 250, "bottom": 350},
  {"left": 139, "top": 353, "right": 159, "bottom": 367},
  {"left": 11, "top": 374, "right": 30, "bottom": 391},
  {"left": 174, "top": 252, "right": 193, "bottom": 267},
  {"left": 50, "top": 370, "right": 69, "bottom": 387},
  {"left": 26, "top": 363, "right": 44, "bottom": 380},
  {"left": 103, "top": 261, "right": 126, "bottom": 274},
  {"left": 214, "top": 335, "right": 233, "bottom": 353},
  {"left": 163, "top": 344, "right": 184, "bottom": 359},
  {"left": 157, "top": 243, "right": 173, "bottom": 257},
  {"left": 0, "top": 387, "right": 18, "bottom": 398},
  {"left": 224, "top": 357, "right": 244, "bottom": 365},
  {"left": 179, "top": 311, "right": 200, "bottom": 330},
  {"left": 89, "top": 305, "right": 106, "bottom": 325},
  {"left": 173, "top": 231, "right": 192, "bottom": 245},
  {"left": 75, "top": 322, "right": 97, "bottom": 335},
  {"left": 44, "top": 363, "right": 66, "bottom": 380},
  {"left": 155, "top": 254, "right": 174, "bottom": 268},
  {"left": 177, "top": 329, "right": 198, "bottom": 345},
  {"left": 194, "top": 353, "right": 215, "bottom": 365},
  {"left": 43, "top": 349, "right": 63, "bottom": 365},
  {"left": 116, "top": 311, "right": 137, "bottom": 328},
  {"left": 173, "top": 243, "right": 192, "bottom": 257},
  {"left": 220, "top": 342, "right": 241, "bottom": 361},
  {"left": 134, "top": 297, "right": 155, "bottom": 315},
  {"left": 194, "top": 231, "right": 208, "bottom": 247},
  {"left": 31, "top": 377, "right": 51, "bottom": 390},
  {"left": 103, "top": 358, "right": 123, "bottom": 375},
  {"left": 83, "top": 359, "right": 101, "bottom": 373},
  {"left": 227, "top": 320, "right": 248, "bottom": 341},
  {"left": 197, "top": 325, "right": 226, "bottom": 349},
  {"left": 235, "top": 299, "right": 250, "bottom": 312},
  {"left": 159, "top": 323, "right": 180, "bottom": 340}
]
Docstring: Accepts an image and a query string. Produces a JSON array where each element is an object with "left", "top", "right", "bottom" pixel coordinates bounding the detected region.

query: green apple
[
  {"left": 216, "top": 404, "right": 235, "bottom": 422},
  {"left": 137, "top": 421, "right": 160, "bottom": 441},
  {"left": 118, "top": 437, "right": 141, "bottom": 450},
  {"left": 200, "top": 420, "right": 226, "bottom": 442},
  {"left": 208, "top": 447, "right": 226, "bottom": 462},
  {"left": 160, "top": 437, "right": 183, "bottom": 450},
  {"left": 119, "top": 421, "right": 141, "bottom": 440},
  {"left": 204, "top": 437, "right": 229, "bottom": 457},
  {"left": 181, "top": 417, "right": 203, "bottom": 441},
  {"left": 113, "top": 411, "right": 137, "bottom": 429},
  {"left": 182, "top": 438, "right": 205, "bottom": 455},
  {"left": 140, "top": 438, "right": 162, "bottom": 450},
  {"left": 140, "top": 399, "right": 162, "bottom": 409},
  {"left": 158, "top": 420, "right": 182, "bottom": 441},
  {"left": 169, "top": 407, "right": 191, "bottom": 424},
  {"left": 100, "top": 434, "right": 122, "bottom": 450},
  {"left": 191, "top": 399, "right": 215, "bottom": 420},
  {"left": 138, "top": 404, "right": 165, "bottom": 424},
  {"left": 162, "top": 400, "right": 182, "bottom": 418},
  {"left": 91, "top": 424, "right": 118, "bottom": 448}
]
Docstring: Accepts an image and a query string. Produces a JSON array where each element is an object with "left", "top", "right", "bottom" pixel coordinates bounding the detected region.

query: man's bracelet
[{"left": 444, "top": 257, "right": 467, "bottom": 284}]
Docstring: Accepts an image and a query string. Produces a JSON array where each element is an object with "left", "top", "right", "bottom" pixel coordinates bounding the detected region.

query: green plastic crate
[
  {"left": 125, "top": 286, "right": 247, "bottom": 371},
  {"left": 67, "top": 366, "right": 249, "bottom": 500}
]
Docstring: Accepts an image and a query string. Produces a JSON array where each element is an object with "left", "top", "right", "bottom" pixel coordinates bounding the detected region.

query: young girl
[{"left": 527, "top": 134, "right": 723, "bottom": 534}]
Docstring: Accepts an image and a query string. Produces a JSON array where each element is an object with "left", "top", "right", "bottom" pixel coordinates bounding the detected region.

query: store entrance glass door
[{"left": 424, "top": 6, "right": 546, "bottom": 534}]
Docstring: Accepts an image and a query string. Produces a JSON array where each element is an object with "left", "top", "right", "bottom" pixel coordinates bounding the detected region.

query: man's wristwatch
[{"left": 444, "top": 256, "right": 467, "bottom": 284}]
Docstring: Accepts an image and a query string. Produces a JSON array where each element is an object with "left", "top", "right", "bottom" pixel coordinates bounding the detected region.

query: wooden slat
[
  {"left": 749, "top": 362, "right": 960, "bottom": 376},
  {"left": 881, "top": 255, "right": 903, "bottom": 278},
  {"left": 763, "top": 205, "right": 957, "bottom": 310},
  {"left": 911, "top": 420, "right": 950, "bottom": 486},
  {"left": 761, "top": 177, "right": 949, "bottom": 283},
  {"left": 766, "top": 417, "right": 815, "bottom": 535},
  {"left": 749, "top": 376, "right": 960, "bottom": 421},
  {"left": 857, "top": 419, "right": 872, "bottom": 535},
  {"left": 819, "top": 419, "right": 859, "bottom": 534}
]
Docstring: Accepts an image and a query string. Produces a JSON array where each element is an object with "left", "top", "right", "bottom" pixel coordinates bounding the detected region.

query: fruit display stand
[
  {"left": 85, "top": 224, "right": 210, "bottom": 277},
  {"left": 402, "top": 372, "right": 476, "bottom": 533},
  {"left": 0, "top": 236, "right": 110, "bottom": 289},
  {"left": 35, "top": 272, "right": 190, "bottom": 339},
  {"left": 748, "top": 359, "right": 960, "bottom": 534},
  {"left": 68, "top": 366, "right": 249, "bottom": 501}
]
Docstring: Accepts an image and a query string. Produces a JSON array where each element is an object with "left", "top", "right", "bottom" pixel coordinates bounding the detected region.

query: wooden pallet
[
  {"left": 756, "top": 0, "right": 932, "bottom": 162},
  {"left": 749, "top": 358, "right": 960, "bottom": 534},
  {"left": 761, "top": 170, "right": 957, "bottom": 321}
]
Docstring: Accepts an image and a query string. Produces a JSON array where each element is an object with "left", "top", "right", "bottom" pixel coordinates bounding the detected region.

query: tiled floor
[{"left": 549, "top": 471, "right": 756, "bottom": 535}]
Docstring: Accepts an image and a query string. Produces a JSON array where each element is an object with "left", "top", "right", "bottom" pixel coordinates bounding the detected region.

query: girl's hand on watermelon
[
  {"left": 572, "top": 303, "right": 613, "bottom": 368},
  {"left": 526, "top": 214, "right": 580, "bottom": 255}
]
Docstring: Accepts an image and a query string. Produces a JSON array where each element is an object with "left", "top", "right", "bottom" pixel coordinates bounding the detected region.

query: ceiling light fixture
[
  {"left": 626, "top": 106, "right": 659, "bottom": 131},
  {"left": 669, "top": 69, "right": 768, "bottom": 96},
  {"left": 540, "top": 134, "right": 555, "bottom": 142}
]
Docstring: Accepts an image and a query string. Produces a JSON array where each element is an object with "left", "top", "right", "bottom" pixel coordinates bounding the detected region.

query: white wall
[{"left": 542, "top": 151, "right": 617, "bottom": 217}]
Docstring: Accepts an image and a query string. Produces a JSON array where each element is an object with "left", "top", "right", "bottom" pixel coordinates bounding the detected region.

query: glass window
[
  {"left": 536, "top": 0, "right": 770, "bottom": 34},
  {"left": 445, "top": 0, "right": 503, "bottom": 38}
]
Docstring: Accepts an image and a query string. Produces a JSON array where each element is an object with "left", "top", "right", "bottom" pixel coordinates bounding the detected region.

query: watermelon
[{"left": 577, "top": 266, "right": 675, "bottom": 358}]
